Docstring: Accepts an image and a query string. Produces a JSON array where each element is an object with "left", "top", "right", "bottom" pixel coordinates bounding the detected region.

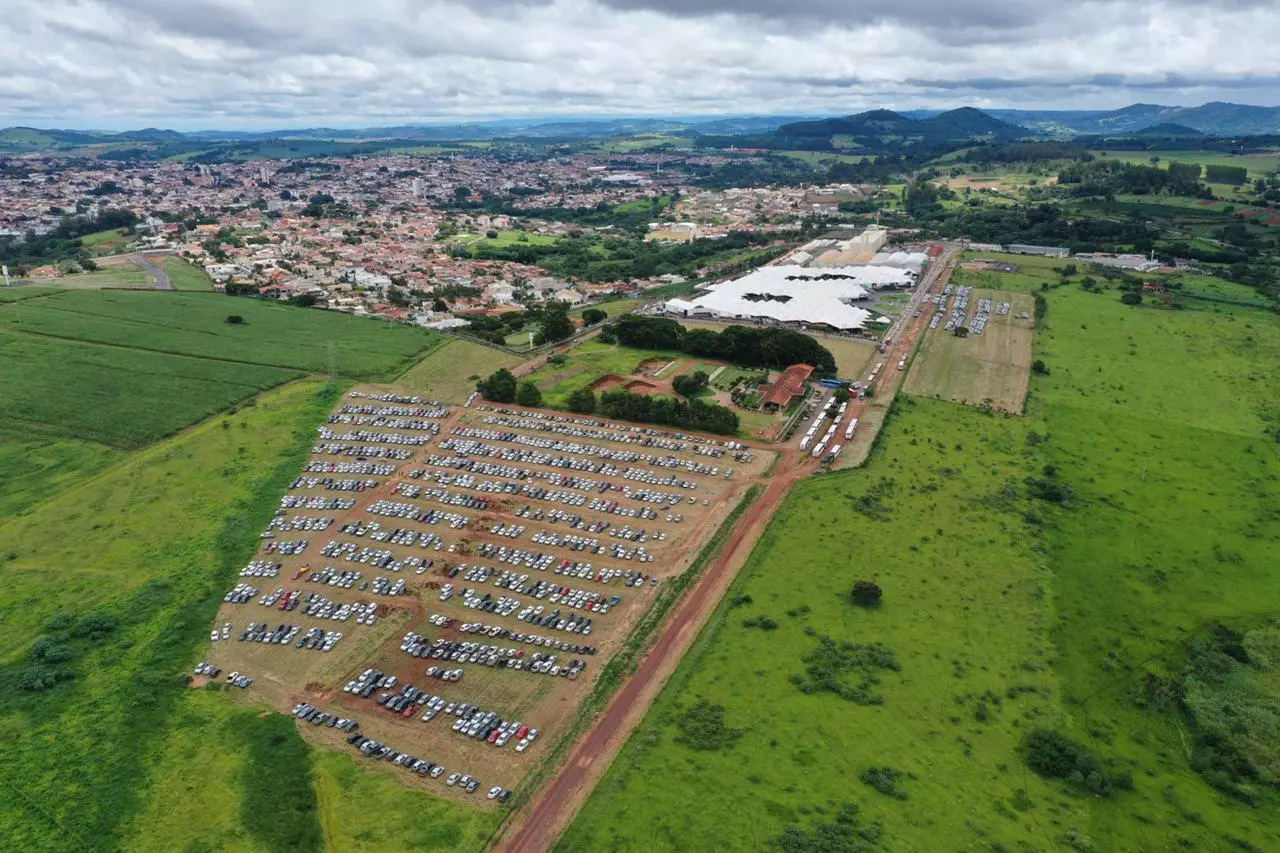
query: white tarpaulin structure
[{"left": 664, "top": 264, "right": 909, "bottom": 331}]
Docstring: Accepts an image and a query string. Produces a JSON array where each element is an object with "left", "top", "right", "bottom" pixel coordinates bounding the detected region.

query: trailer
[
  {"left": 829, "top": 444, "right": 843, "bottom": 459},
  {"left": 812, "top": 442, "right": 827, "bottom": 459},
  {"left": 844, "top": 418, "right": 859, "bottom": 441}
]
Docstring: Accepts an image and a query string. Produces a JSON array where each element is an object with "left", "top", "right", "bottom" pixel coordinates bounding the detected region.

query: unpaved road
[{"left": 494, "top": 449, "right": 816, "bottom": 853}]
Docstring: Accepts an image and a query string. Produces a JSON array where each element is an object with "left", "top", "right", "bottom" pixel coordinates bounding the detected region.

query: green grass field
[
  {"left": 0, "top": 380, "right": 337, "bottom": 849},
  {"left": 523, "top": 340, "right": 681, "bottom": 406},
  {"left": 160, "top": 257, "right": 216, "bottom": 290},
  {"left": 0, "top": 290, "right": 440, "bottom": 376},
  {"left": 397, "top": 337, "right": 522, "bottom": 403},
  {"left": 79, "top": 228, "right": 133, "bottom": 255},
  {"left": 564, "top": 283, "right": 1280, "bottom": 852},
  {"left": 0, "top": 331, "right": 301, "bottom": 447},
  {"left": 1094, "top": 149, "right": 1280, "bottom": 180},
  {"left": 560, "top": 396, "right": 1082, "bottom": 852},
  {"left": 0, "top": 435, "right": 122, "bottom": 517}
]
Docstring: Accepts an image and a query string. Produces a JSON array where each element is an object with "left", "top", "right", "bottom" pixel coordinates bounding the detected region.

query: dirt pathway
[{"left": 494, "top": 449, "right": 815, "bottom": 853}]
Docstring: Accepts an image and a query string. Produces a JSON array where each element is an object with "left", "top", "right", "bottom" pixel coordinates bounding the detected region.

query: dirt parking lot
[{"left": 198, "top": 384, "right": 775, "bottom": 806}]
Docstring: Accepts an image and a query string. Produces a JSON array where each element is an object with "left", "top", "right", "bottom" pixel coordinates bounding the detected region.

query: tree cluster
[
  {"left": 475, "top": 368, "right": 517, "bottom": 403},
  {"left": 671, "top": 370, "right": 710, "bottom": 398},
  {"left": 1022, "top": 729, "right": 1132, "bottom": 797},
  {"left": 609, "top": 315, "right": 837, "bottom": 374},
  {"left": 599, "top": 388, "right": 739, "bottom": 434}
]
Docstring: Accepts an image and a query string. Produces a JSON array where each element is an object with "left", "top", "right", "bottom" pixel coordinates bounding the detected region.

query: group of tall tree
[
  {"left": 598, "top": 389, "right": 739, "bottom": 435},
  {"left": 605, "top": 315, "right": 837, "bottom": 375},
  {"left": 475, "top": 368, "right": 542, "bottom": 407}
]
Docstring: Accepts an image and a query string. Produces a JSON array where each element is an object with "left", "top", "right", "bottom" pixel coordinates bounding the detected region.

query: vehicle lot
[
  {"left": 903, "top": 288, "right": 1034, "bottom": 413},
  {"left": 199, "top": 383, "right": 775, "bottom": 806}
]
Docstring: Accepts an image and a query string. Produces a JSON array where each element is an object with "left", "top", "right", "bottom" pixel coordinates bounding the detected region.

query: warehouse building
[{"left": 663, "top": 264, "right": 904, "bottom": 332}]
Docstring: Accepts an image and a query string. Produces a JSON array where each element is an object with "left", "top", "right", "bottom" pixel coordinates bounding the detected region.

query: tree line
[{"left": 605, "top": 314, "right": 837, "bottom": 374}]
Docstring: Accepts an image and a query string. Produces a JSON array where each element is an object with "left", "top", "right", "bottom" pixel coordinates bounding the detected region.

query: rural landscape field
[{"left": 8, "top": 28, "right": 1280, "bottom": 851}]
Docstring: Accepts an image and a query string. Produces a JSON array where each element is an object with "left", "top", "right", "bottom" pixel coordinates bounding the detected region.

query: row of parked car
[
  {"left": 289, "top": 476, "right": 380, "bottom": 492},
  {"left": 328, "top": 416, "right": 441, "bottom": 432},
  {"left": 240, "top": 560, "right": 282, "bottom": 578},
  {"left": 449, "top": 425, "right": 717, "bottom": 473},
  {"left": 261, "top": 539, "right": 308, "bottom": 555},
  {"left": 319, "top": 540, "right": 427, "bottom": 573},
  {"left": 366, "top": 499, "right": 470, "bottom": 529},
  {"left": 292, "top": 702, "right": 359, "bottom": 733},
  {"left": 281, "top": 494, "right": 356, "bottom": 511},
  {"left": 348, "top": 733, "right": 459, "bottom": 784},
  {"left": 441, "top": 615, "right": 598, "bottom": 655},
  {"left": 317, "top": 427, "right": 431, "bottom": 447},
  {"left": 305, "top": 460, "right": 397, "bottom": 476},
  {"left": 312, "top": 442, "right": 414, "bottom": 460},
  {"left": 479, "top": 411, "right": 714, "bottom": 455},
  {"left": 264, "top": 514, "right": 334, "bottom": 535}
]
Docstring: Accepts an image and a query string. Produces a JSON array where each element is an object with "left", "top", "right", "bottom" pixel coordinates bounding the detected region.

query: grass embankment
[
  {"left": 159, "top": 257, "right": 216, "bottom": 290},
  {"left": 397, "top": 337, "right": 522, "bottom": 404}
]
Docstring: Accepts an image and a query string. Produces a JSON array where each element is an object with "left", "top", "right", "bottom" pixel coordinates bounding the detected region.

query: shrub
[
  {"left": 515, "top": 380, "right": 543, "bottom": 408},
  {"left": 1022, "top": 729, "right": 1123, "bottom": 797},
  {"left": 1032, "top": 359, "right": 1049, "bottom": 375},
  {"left": 790, "top": 635, "right": 900, "bottom": 705},
  {"left": 226, "top": 314, "right": 245, "bottom": 324},
  {"left": 673, "top": 698, "right": 742, "bottom": 751},
  {"left": 476, "top": 367, "right": 517, "bottom": 403},
  {"left": 567, "top": 387, "right": 596, "bottom": 414},
  {"left": 581, "top": 307, "right": 608, "bottom": 326},
  {"left": 860, "top": 766, "right": 910, "bottom": 799},
  {"left": 850, "top": 580, "right": 882, "bottom": 607}
]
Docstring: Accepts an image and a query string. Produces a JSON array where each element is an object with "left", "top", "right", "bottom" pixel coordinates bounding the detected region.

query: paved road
[{"left": 132, "top": 253, "right": 172, "bottom": 290}]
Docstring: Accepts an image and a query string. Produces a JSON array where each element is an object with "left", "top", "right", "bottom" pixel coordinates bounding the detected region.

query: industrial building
[{"left": 663, "top": 264, "right": 906, "bottom": 332}]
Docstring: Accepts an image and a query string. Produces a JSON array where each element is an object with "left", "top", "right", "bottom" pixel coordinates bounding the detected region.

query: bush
[
  {"left": 790, "top": 635, "right": 900, "bottom": 705},
  {"left": 1120, "top": 291, "right": 1143, "bottom": 305},
  {"left": 567, "top": 387, "right": 597, "bottom": 414},
  {"left": 673, "top": 698, "right": 742, "bottom": 751},
  {"left": 672, "top": 370, "right": 710, "bottom": 398},
  {"left": 1032, "top": 359, "right": 1049, "bottom": 375},
  {"left": 850, "top": 580, "right": 882, "bottom": 607},
  {"left": 515, "top": 380, "right": 543, "bottom": 408},
  {"left": 860, "top": 766, "right": 909, "bottom": 800},
  {"left": 476, "top": 367, "right": 517, "bottom": 403},
  {"left": 1022, "top": 729, "right": 1122, "bottom": 797},
  {"left": 226, "top": 314, "right": 244, "bottom": 324},
  {"left": 581, "top": 307, "right": 608, "bottom": 326}
]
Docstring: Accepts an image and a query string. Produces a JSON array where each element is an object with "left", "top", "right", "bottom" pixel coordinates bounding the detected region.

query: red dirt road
[{"left": 494, "top": 451, "right": 815, "bottom": 853}]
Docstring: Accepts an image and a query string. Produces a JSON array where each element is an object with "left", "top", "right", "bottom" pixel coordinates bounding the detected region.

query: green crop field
[
  {"left": 0, "top": 380, "right": 334, "bottom": 848},
  {"left": 0, "top": 332, "right": 301, "bottom": 447},
  {"left": 0, "top": 435, "right": 122, "bottom": 517},
  {"left": 1094, "top": 149, "right": 1280, "bottom": 179},
  {"left": 160, "top": 257, "right": 216, "bottom": 290},
  {"left": 397, "top": 337, "right": 522, "bottom": 403},
  {"left": 564, "top": 284, "right": 1280, "bottom": 852},
  {"left": 0, "top": 290, "right": 440, "bottom": 376}
]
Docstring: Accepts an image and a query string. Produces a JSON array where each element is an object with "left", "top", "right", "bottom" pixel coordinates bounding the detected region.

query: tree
[
  {"left": 1120, "top": 291, "right": 1143, "bottom": 305},
  {"left": 225, "top": 314, "right": 245, "bottom": 325},
  {"left": 581, "top": 307, "right": 608, "bottom": 326},
  {"left": 534, "top": 300, "right": 574, "bottom": 345},
  {"left": 833, "top": 386, "right": 851, "bottom": 403},
  {"left": 567, "top": 388, "right": 597, "bottom": 414},
  {"left": 432, "top": 297, "right": 448, "bottom": 312},
  {"left": 953, "top": 326, "right": 970, "bottom": 338},
  {"left": 1031, "top": 359, "right": 1049, "bottom": 375},
  {"left": 851, "top": 580, "right": 882, "bottom": 607},
  {"left": 477, "top": 368, "right": 517, "bottom": 403},
  {"left": 515, "top": 381, "right": 543, "bottom": 408},
  {"left": 672, "top": 370, "right": 710, "bottom": 398}
]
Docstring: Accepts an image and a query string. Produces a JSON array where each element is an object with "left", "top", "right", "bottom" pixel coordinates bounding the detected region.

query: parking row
[
  {"left": 429, "top": 613, "right": 598, "bottom": 655},
  {"left": 305, "top": 460, "right": 398, "bottom": 476},
  {"left": 366, "top": 499, "right": 470, "bottom": 529},
  {"left": 448, "top": 426, "right": 724, "bottom": 474}
]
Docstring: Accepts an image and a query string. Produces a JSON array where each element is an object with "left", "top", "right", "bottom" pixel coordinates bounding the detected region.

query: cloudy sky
[{"left": 4, "top": 0, "right": 1280, "bottom": 129}]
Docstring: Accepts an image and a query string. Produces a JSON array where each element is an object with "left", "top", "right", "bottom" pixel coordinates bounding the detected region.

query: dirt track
[
  {"left": 493, "top": 449, "right": 814, "bottom": 853},
  {"left": 493, "top": 250, "right": 957, "bottom": 852}
]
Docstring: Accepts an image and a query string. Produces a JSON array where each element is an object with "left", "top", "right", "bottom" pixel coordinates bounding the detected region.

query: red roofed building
[{"left": 760, "top": 364, "right": 814, "bottom": 410}]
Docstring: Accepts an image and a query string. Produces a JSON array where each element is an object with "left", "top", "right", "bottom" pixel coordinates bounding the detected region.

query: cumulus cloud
[{"left": 1, "top": 0, "right": 1278, "bottom": 128}]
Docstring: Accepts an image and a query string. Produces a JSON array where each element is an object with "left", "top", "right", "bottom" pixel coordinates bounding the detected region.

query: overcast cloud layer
[{"left": 4, "top": 0, "right": 1280, "bottom": 129}]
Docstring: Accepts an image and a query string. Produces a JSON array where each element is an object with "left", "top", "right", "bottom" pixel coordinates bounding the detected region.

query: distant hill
[
  {"left": 1133, "top": 122, "right": 1204, "bottom": 138},
  {"left": 776, "top": 108, "right": 1024, "bottom": 149},
  {"left": 984, "top": 102, "right": 1280, "bottom": 136}
]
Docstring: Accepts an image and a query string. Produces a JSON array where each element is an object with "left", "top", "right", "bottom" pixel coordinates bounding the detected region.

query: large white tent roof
[{"left": 665, "top": 264, "right": 910, "bottom": 331}]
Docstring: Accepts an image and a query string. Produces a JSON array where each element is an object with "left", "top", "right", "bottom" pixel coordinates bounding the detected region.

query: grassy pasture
[
  {"left": 0, "top": 331, "right": 301, "bottom": 447},
  {"left": 1094, "top": 148, "right": 1280, "bottom": 179},
  {"left": 396, "top": 337, "right": 522, "bottom": 403},
  {"left": 0, "top": 290, "right": 440, "bottom": 377},
  {"left": 904, "top": 289, "right": 1034, "bottom": 412},
  {"left": 523, "top": 340, "right": 682, "bottom": 406},
  {"left": 560, "top": 396, "right": 1080, "bottom": 852},
  {"left": 79, "top": 228, "right": 133, "bottom": 255},
  {"left": 0, "top": 379, "right": 339, "bottom": 851},
  {"left": 567, "top": 283, "right": 1280, "bottom": 852},
  {"left": 160, "top": 257, "right": 216, "bottom": 291},
  {"left": 0, "top": 436, "right": 122, "bottom": 517}
]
